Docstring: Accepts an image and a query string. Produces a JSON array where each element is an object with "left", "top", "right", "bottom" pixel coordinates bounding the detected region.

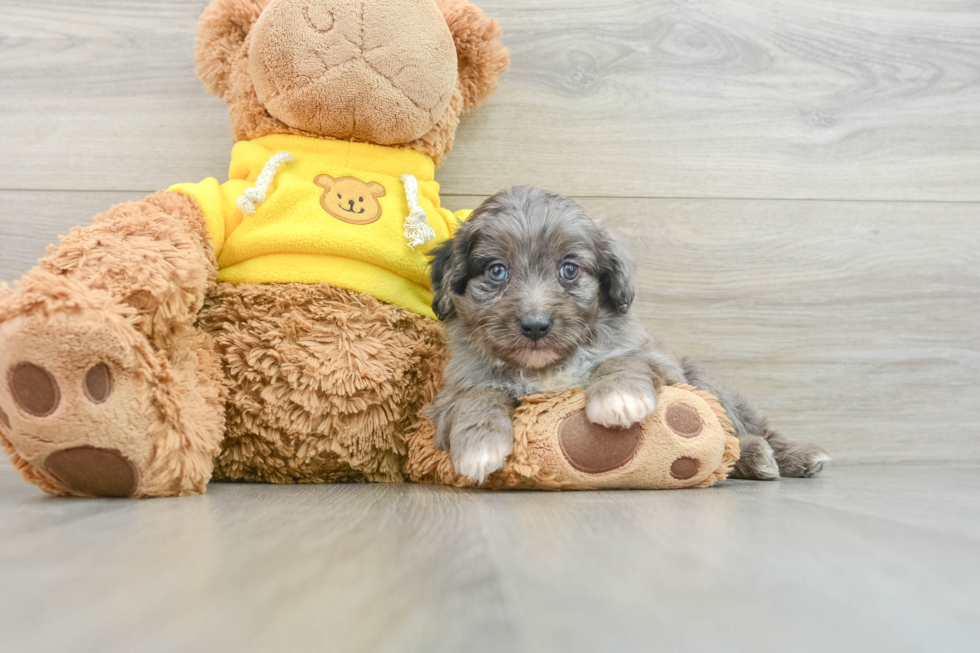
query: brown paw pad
[
  {"left": 45, "top": 446, "right": 138, "bottom": 498},
  {"left": 84, "top": 363, "right": 112, "bottom": 403},
  {"left": 665, "top": 403, "right": 703, "bottom": 438},
  {"left": 9, "top": 363, "right": 60, "bottom": 417},
  {"left": 559, "top": 411, "right": 643, "bottom": 474},
  {"left": 670, "top": 456, "right": 700, "bottom": 480}
]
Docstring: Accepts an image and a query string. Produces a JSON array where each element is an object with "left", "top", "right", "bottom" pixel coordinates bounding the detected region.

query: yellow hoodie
[{"left": 170, "top": 135, "right": 470, "bottom": 319}]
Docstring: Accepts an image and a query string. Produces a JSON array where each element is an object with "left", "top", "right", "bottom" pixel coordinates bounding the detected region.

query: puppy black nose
[{"left": 519, "top": 315, "right": 553, "bottom": 341}]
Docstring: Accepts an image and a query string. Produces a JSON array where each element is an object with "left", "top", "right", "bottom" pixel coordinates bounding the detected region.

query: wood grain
[
  {"left": 1, "top": 462, "right": 978, "bottom": 653},
  {"left": 2, "top": 1, "right": 980, "bottom": 199},
  {"left": 3, "top": 190, "right": 977, "bottom": 464},
  {"left": 446, "top": 0, "right": 980, "bottom": 200}
]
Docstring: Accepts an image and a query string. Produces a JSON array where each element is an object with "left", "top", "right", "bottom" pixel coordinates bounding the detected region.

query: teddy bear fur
[{"left": 0, "top": 0, "right": 509, "bottom": 497}]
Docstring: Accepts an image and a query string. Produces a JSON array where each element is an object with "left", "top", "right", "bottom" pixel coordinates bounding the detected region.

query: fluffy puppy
[{"left": 428, "top": 186, "right": 830, "bottom": 483}]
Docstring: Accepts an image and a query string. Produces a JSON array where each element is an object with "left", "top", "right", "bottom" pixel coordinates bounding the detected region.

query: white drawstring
[
  {"left": 236, "top": 152, "right": 295, "bottom": 214},
  {"left": 400, "top": 174, "right": 437, "bottom": 250}
]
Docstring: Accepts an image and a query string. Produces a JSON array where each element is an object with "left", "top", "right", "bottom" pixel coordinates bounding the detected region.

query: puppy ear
[
  {"left": 314, "top": 174, "right": 335, "bottom": 190},
  {"left": 439, "top": 0, "right": 510, "bottom": 113},
  {"left": 429, "top": 224, "right": 476, "bottom": 321},
  {"left": 598, "top": 230, "right": 636, "bottom": 314},
  {"left": 429, "top": 240, "right": 457, "bottom": 320},
  {"left": 368, "top": 182, "right": 386, "bottom": 198},
  {"left": 195, "top": 0, "right": 267, "bottom": 96}
]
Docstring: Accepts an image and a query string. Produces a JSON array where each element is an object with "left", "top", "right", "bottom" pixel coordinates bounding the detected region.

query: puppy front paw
[
  {"left": 585, "top": 381, "right": 657, "bottom": 429},
  {"left": 449, "top": 419, "right": 514, "bottom": 484}
]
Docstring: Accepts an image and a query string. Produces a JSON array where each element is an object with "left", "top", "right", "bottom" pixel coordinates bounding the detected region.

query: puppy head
[{"left": 430, "top": 186, "right": 635, "bottom": 370}]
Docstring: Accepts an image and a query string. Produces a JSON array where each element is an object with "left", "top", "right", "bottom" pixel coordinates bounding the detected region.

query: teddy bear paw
[{"left": 0, "top": 311, "right": 157, "bottom": 497}]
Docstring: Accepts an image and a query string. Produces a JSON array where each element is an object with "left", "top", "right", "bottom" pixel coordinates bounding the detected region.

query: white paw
[
  {"left": 586, "top": 387, "right": 657, "bottom": 429},
  {"left": 452, "top": 437, "right": 513, "bottom": 485}
]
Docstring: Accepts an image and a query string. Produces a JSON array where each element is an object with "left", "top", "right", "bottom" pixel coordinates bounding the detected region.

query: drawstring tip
[
  {"left": 236, "top": 198, "right": 257, "bottom": 215},
  {"left": 400, "top": 173, "right": 437, "bottom": 250}
]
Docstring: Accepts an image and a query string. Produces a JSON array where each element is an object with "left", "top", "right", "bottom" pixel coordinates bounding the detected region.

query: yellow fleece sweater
[{"left": 170, "top": 135, "right": 470, "bottom": 319}]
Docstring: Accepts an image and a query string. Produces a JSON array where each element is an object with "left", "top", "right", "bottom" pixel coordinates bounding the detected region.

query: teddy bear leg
[
  {"left": 199, "top": 282, "right": 448, "bottom": 485},
  {"left": 0, "top": 192, "right": 226, "bottom": 497}
]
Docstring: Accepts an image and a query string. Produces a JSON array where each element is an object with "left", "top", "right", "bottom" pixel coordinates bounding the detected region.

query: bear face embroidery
[{"left": 314, "top": 174, "right": 386, "bottom": 225}]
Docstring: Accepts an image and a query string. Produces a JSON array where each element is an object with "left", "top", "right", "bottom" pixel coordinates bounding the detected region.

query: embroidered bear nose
[{"left": 519, "top": 315, "right": 553, "bottom": 341}]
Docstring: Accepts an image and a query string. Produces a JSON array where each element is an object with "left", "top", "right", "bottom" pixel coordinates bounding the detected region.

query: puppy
[{"left": 428, "top": 186, "right": 830, "bottom": 483}]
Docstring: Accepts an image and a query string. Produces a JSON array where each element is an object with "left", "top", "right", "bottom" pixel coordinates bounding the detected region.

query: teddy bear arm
[
  {"left": 30, "top": 191, "right": 217, "bottom": 345},
  {"left": 0, "top": 190, "right": 226, "bottom": 498}
]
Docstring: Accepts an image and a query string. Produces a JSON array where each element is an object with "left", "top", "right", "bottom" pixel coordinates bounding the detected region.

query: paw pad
[
  {"left": 665, "top": 403, "right": 703, "bottom": 438},
  {"left": 559, "top": 411, "right": 642, "bottom": 474},
  {"left": 10, "top": 363, "right": 60, "bottom": 417},
  {"left": 84, "top": 363, "right": 112, "bottom": 403},
  {"left": 670, "top": 456, "right": 700, "bottom": 480},
  {"left": 45, "top": 446, "right": 138, "bottom": 498}
]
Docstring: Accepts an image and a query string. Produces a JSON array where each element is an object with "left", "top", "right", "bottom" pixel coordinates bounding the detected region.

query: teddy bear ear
[
  {"left": 195, "top": 0, "right": 268, "bottom": 96},
  {"left": 439, "top": 0, "right": 510, "bottom": 113},
  {"left": 314, "top": 175, "right": 336, "bottom": 190},
  {"left": 367, "top": 182, "right": 387, "bottom": 197}
]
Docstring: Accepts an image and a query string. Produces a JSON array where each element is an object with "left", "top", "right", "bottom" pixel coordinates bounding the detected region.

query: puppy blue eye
[
  {"left": 487, "top": 264, "right": 508, "bottom": 282},
  {"left": 560, "top": 262, "right": 579, "bottom": 281},
  {"left": 359, "top": 197, "right": 363, "bottom": 202},
  {"left": 337, "top": 193, "right": 342, "bottom": 198}
]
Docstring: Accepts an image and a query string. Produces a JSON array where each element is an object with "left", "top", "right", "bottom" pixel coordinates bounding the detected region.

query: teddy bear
[{"left": 0, "top": 0, "right": 511, "bottom": 498}]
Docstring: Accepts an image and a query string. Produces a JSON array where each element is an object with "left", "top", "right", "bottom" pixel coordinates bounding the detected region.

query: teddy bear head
[{"left": 196, "top": 0, "right": 509, "bottom": 166}]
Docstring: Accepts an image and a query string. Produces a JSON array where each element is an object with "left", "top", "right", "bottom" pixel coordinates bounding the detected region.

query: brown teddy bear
[{"left": 0, "top": 0, "right": 510, "bottom": 497}]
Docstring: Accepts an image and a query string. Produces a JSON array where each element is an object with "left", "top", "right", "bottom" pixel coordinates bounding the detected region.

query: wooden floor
[
  {"left": 1, "top": 1, "right": 979, "bottom": 650},
  {"left": 1, "top": 462, "right": 979, "bottom": 652}
]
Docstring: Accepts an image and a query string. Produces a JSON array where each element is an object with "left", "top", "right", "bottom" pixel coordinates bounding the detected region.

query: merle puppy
[{"left": 428, "top": 186, "right": 829, "bottom": 483}]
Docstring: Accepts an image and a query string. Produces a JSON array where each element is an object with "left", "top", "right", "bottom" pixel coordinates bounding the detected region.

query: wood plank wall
[{"left": 1, "top": 1, "right": 977, "bottom": 464}]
